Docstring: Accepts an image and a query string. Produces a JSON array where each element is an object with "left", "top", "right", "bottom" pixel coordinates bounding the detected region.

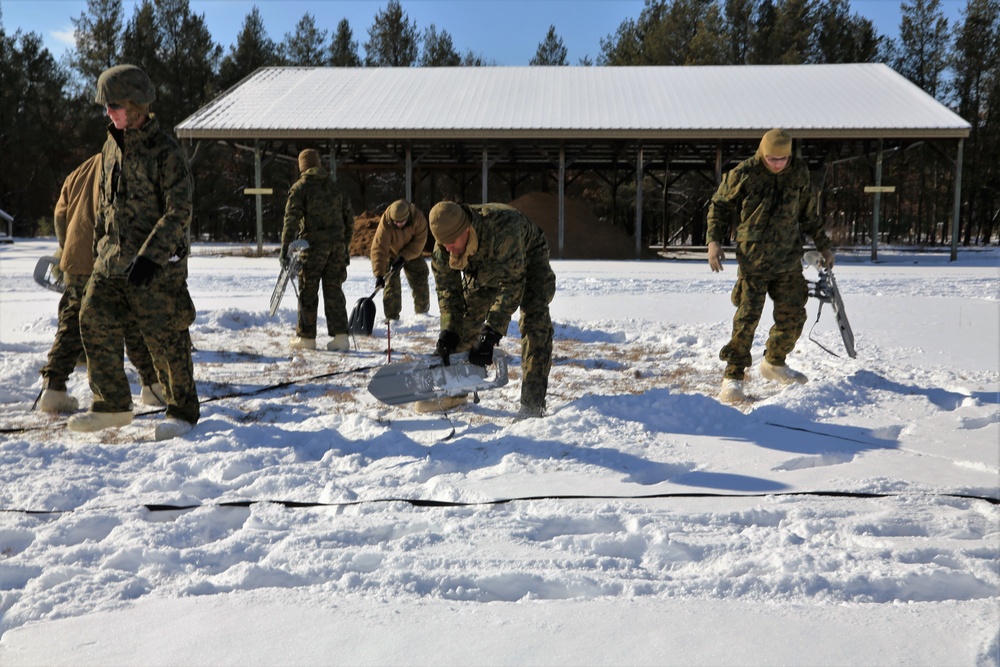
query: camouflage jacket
[
  {"left": 281, "top": 168, "right": 354, "bottom": 250},
  {"left": 94, "top": 115, "right": 193, "bottom": 279},
  {"left": 369, "top": 203, "right": 428, "bottom": 276},
  {"left": 706, "top": 155, "right": 831, "bottom": 275},
  {"left": 431, "top": 203, "right": 552, "bottom": 335}
]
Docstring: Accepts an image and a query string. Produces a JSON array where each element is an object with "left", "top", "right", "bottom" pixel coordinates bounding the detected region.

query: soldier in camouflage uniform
[
  {"left": 706, "top": 128, "right": 835, "bottom": 403},
  {"left": 370, "top": 199, "right": 430, "bottom": 321},
  {"left": 280, "top": 149, "right": 355, "bottom": 352},
  {"left": 67, "top": 65, "right": 200, "bottom": 441},
  {"left": 425, "top": 201, "right": 556, "bottom": 418},
  {"left": 38, "top": 153, "right": 164, "bottom": 413}
]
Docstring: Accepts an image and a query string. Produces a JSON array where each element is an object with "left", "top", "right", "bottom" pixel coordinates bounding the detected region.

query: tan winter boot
[
  {"left": 326, "top": 333, "right": 350, "bottom": 351},
  {"left": 154, "top": 417, "right": 194, "bottom": 441},
  {"left": 67, "top": 410, "right": 133, "bottom": 432},
  {"left": 290, "top": 336, "right": 316, "bottom": 350},
  {"left": 759, "top": 358, "right": 808, "bottom": 385},
  {"left": 141, "top": 382, "right": 166, "bottom": 406},
  {"left": 413, "top": 394, "right": 468, "bottom": 414},
  {"left": 39, "top": 388, "right": 79, "bottom": 414},
  {"left": 719, "top": 378, "right": 746, "bottom": 404}
]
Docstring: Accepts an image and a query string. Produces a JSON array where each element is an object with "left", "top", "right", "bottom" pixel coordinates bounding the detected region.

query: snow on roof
[{"left": 176, "top": 63, "right": 969, "bottom": 142}]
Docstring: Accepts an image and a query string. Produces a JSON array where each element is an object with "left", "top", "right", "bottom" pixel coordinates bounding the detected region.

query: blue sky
[{"left": 3, "top": 0, "right": 969, "bottom": 67}]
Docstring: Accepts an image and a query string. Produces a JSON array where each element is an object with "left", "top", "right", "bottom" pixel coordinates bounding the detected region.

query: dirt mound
[
  {"left": 353, "top": 194, "right": 644, "bottom": 260},
  {"left": 350, "top": 212, "right": 380, "bottom": 257},
  {"left": 509, "top": 192, "right": 641, "bottom": 260}
]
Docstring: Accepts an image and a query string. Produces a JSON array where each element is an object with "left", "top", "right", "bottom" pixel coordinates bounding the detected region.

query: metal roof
[{"left": 176, "top": 63, "right": 970, "bottom": 142}]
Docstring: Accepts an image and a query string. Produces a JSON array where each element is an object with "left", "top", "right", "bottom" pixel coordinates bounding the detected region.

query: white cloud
[{"left": 51, "top": 28, "right": 77, "bottom": 50}]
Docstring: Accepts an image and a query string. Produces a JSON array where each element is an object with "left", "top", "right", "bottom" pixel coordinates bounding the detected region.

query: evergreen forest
[{"left": 1, "top": 0, "right": 997, "bottom": 248}]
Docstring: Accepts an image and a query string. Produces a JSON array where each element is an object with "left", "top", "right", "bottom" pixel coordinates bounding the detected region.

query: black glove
[
  {"left": 125, "top": 255, "right": 160, "bottom": 287},
  {"left": 389, "top": 255, "right": 406, "bottom": 273},
  {"left": 468, "top": 325, "right": 502, "bottom": 367},
  {"left": 279, "top": 247, "right": 289, "bottom": 270},
  {"left": 374, "top": 275, "right": 386, "bottom": 289},
  {"left": 435, "top": 330, "right": 460, "bottom": 367}
]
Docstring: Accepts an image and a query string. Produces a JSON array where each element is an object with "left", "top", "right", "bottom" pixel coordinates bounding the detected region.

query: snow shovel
[
  {"left": 33, "top": 255, "right": 64, "bottom": 293},
  {"left": 349, "top": 255, "right": 405, "bottom": 336}
]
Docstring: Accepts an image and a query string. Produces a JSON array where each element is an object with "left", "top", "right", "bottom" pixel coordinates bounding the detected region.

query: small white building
[{"left": 0, "top": 208, "right": 13, "bottom": 243}]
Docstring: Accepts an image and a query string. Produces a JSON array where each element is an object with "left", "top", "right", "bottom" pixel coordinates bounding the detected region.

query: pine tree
[
  {"left": 69, "top": 0, "right": 123, "bottom": 89},
  {"left": 687, "top": 2, "right": 729, "bottom": 64},
  {"left": 770, "top": 0, "right": 815, "bottom": 64},
  {"left": 121, "top": 0, "right": 159, "bottom": 83},
  {"left": 329, "top": 19, "right": 362, "bottom": 67},
  {"left": 530, "top": 25, "right": 568, "bottom": 66},
  {"left": 219, "top": 6, "right": 279, "bottom": 90},
  {"left": 364, "top": 0, "right": 419, "bottom": 67},
  {"left": 421, "top": 25, "right": 461, "bottom": 66},
  {"left": 895, "top": 0, "right": 950, "bottom": 96},
  {"left": 282, "top": 13, "right": 328, "bottom": 66},
  {"left": 814, "top": 0, "right": 883, "bottom": 63},
  {"left": 152, "top": 0, "right": 220, "bottom": 123},
  {"left": 723, "top": 0, "right": 757, "bottom": 64},
  {"left": 597, "top": 17, "right": 644, "bottom": 66},
  {"left": 0, "top": 28, "right": 71, "bottom": 232},
  {"left": 949, "top": 0, "right": 1000, "bottom": 244}
]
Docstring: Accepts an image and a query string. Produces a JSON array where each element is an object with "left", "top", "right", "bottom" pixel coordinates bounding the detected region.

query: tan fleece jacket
[{"left": 54, "top": 154, "right": 102, "bottom": 275}]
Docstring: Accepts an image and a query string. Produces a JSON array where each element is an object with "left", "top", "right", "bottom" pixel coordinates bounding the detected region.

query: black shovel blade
[{"left": 348, "top": 297, "right": 377, "bottom": 335}]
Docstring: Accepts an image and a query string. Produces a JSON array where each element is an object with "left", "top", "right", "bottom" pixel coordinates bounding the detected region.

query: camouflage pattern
[
  {"left": 81, "top": 273, "right": 198, "bottom": 422},
  {"left": 431, "top": 203, "right": 556, "bottom": 409},
  {"left": 94, "top": 64, "right": 156, "bottom": 105},
  {"left": 82, "top": 114, "right": 199, "bottom": 423},
  {"left": 42, "top": 153, "right": 158, "bottom": 391},
  {"left": 40, "top": 274, "right": 159, "bottom": 391},
  {"left": 382, "top": 257, "right": 430, "bottom": 319},
  {"left": 370, "top": 203, "right": 430, "bottom": 318},
  {"left": 94, "top": 115, "right": 192, "bottom": 278},
  {"left": 706, "top": 154, "right": 831, "bottom": 272},
  {"left": 281, "top": 167, "right": 354, "bottom": 337},
  {"left": 720, "top": 270, "right": 809, "bottom": 379},
  {"left": 295, "top": 240, "right": 349, "bottom": 337},
  {"left": 706, "top": 153, "right": 831, "bottom": 380}
]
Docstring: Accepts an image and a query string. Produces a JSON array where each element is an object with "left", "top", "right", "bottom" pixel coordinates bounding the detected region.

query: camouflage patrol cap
[
  {"left": 298, "top": 149, "right": 321, "bottom": 172},
  {"left": 95, "top": 65, "right": 155, "bottom": 106},
  {"left": 760, "top": 128, "right": 792, "bottom": 157},
  {"left": 428, "top": 202, "right": 469, "bottom": 245},
  {"left": 388, "top": 200, "right": 410, "bottom": 222}
]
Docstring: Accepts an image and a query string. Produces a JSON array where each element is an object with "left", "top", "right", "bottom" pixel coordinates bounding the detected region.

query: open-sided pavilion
[{"left": 176, "top": 64, "right": 970, "bottom": 260}]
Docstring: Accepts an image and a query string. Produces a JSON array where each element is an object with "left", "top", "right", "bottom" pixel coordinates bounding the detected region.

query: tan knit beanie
[
  {"left": 388, "top": 200, "right": 410, "bottom": 222},
  {"left": 428, "top": 202, "right": 470, "bottom": 244},
  {"left": 298, "top": 149, "right": 321, "bottom": 172},
  {"left": 759, "top": 128, "right": 792, "bottom": 157}
]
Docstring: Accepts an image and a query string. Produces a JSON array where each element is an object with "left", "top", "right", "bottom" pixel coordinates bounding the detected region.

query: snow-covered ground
[{"left": 1, "top": 238, "right": 997, "bottom": 666}]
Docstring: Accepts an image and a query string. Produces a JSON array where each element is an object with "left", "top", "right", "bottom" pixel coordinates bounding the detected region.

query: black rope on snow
[
  {"left": 763, "top": 421, "right": 882, "bottom": 446},
  {"left": 0, "top": 363, "right": 382, "bottom": 434},
  {"left": 3, "top": 489, "right": 996, "bottom": 515}
]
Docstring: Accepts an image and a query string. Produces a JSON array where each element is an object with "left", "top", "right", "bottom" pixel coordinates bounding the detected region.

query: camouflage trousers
[
  {"left": 720, "top": 268, "right": 808, "bottom": 380},
  {"left": 297, "top": 241, "right": 348, "bottom": 337},
  {"left": 39, "top": 273, "right": 158, "bottom": 391},
  {"left": 382, "top": 255, "right": 430, "bottom": 319},
  {"left": 80, "top": 272, "right": 199, "bottom": 424},
  {"left": 456, "top": 260, "right": 556, "bottom": 409}
]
